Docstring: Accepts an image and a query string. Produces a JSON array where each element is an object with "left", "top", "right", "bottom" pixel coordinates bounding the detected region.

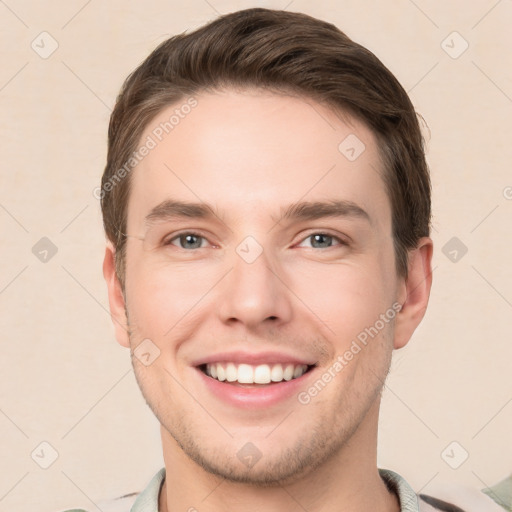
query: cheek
[
  {"left": 290, "top": 259, "right": 394, "bottom": 342},
  {"left": 125, "top": 258, "right": 220, "bottom": 336}
]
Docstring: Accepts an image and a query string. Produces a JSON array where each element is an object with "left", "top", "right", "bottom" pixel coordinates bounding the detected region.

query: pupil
[
  {"left": 312, "top": 234, "right": 331, "bottom": 248},
  {"left": 182, "top": 234, "right": 201, "bottom": 249}
]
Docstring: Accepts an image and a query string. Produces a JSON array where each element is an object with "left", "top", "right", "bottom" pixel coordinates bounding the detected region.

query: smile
[{"left": 201, "top": 362, "right": 314, "bottom": 384}]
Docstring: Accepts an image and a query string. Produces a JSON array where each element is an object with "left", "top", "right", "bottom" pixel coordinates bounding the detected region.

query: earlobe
[
  {"left": 103, "top": 243, "right": 130, "bottom": 348},
  {"left": 393, "top": 237, "right": 433, "bottom": 350}
]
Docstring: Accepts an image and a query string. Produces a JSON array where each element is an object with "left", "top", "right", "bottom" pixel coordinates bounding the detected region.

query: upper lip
[{"left": 191, "top": 350, "right": 317, "bottom": 367}]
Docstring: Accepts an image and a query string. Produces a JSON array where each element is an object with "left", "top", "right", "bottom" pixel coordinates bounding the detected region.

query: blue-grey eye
[
  {"left": 169, "top": 233, "right": 206, "bottom": 249},
  {"left": 302, "top": 233, "right": 343, "bottom": 249}
]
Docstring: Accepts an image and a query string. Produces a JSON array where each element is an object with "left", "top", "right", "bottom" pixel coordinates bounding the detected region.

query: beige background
[{"left": 1, "top": 0, "right": 511, "bottom": 510}]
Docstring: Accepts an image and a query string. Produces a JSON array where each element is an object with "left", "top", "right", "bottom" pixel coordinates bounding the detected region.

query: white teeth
[
  {"left": 293, "top": 365, "right": 304, "bottom": 379},
  {"left": 226, "top": 362, "right": 237, "bottom": 382},
  {"left": 270, "top": 364, "right": 284, "bottom": 382},
  {"left": 283, "top": 364, "right": 295, "bottom": 381},
  {"left": 217, "top": 365, "right": 226, "bottom": 382},
  {"left": 204, "top": 362, "right": 309, "bottom": 384},
  {"left": 254, "top": 364, "right": 271, "bottom": 384},
  {"left": 237, "top": 364, "right": 254, "bottom": 383}
]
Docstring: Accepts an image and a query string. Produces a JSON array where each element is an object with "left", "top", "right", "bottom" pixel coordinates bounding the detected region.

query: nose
[{"left": 217, "top": 244, "right": 293, "bottom": 329}]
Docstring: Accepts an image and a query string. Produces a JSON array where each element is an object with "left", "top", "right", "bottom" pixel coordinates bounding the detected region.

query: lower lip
[{"left": 195, "top": 367, "right": 315, "bottom": 409}]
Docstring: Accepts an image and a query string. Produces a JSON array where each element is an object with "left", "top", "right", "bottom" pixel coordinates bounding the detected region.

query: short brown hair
[{"left": 101, "top": 7, "right": 431, "bottom": 285}]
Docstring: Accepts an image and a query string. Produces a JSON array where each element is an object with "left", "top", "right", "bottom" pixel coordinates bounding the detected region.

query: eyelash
[{"left": 163, "top": 231, "right": 348, "bottom": 250}]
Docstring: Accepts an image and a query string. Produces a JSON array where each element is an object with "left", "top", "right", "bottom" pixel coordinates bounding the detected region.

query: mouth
[
  {"left": 198, "top": 362, "right": 316, "bottom": 386},
  {"left": 192, "top": 351, "right": 319, "bottom": 408}
]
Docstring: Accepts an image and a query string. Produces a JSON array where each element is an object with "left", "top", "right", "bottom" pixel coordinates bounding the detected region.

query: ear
[
  {"left": 393, "top": 237, "right": 433, "bottom": 350},
  {"left": 103, "top": 243, "right": 130, "bottom": 348}
]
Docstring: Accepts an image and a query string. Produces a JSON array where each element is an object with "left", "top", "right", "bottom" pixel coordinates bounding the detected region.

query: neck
[{"left": 158, "top": 400, "right": 400, "bottom": 512}]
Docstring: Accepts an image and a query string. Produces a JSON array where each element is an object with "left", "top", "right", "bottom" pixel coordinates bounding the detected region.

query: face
[{"left": 107, "top": 88, "right": 424, "bottom": 486}]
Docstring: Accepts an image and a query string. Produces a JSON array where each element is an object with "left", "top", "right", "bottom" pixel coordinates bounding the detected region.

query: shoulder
[
  {"left": 57, "top": 492, "right": 138, "bottom": 512},
  {"left": 379, "top": 468, "right": 509, "bottom": 512},
  {"left": 418, "top": 479, "right": 509, "bottom": 512},
  {"left": 57, "top": 467, "right": 165, "bottom": 512},
  {"left": 57, "top": 493, "right": 138, "bottom": 512}
]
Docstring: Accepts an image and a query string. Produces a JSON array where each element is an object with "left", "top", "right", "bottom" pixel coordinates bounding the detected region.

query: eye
[
  {"left": 297, "top": 232, "right": 347, "bottom": 249},
  {"left": 165, "top": 232, "right": 208, "bottom": 250}
]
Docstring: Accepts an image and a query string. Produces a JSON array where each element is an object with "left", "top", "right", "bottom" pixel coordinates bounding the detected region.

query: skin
[{"left": 104, "top": 88, "right": 433, "bottom": 512}]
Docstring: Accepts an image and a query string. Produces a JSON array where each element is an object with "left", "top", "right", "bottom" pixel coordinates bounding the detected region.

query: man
[{"left": 62, "top": 7, "right": 506, "bottom": 512}]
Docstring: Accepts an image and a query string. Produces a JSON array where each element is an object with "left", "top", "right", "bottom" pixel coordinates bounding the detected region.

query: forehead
[{"left": 127, "top": 88, "right": 391, "bottom": 231}]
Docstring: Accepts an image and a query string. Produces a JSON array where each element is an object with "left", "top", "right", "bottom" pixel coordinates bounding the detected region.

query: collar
[{"left": 130, "top": 467, "right": 419, "bottom": 512}]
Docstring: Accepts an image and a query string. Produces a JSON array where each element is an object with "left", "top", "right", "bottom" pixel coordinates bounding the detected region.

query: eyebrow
[
  {"left": 145, "top": 200, "right": 218, "bottom": 224},
  {"left": 277, "top": 199, "right": 371, "bottom": 225},
  {"left": 144, "top": 198, "right": 371, "bottom": 227}
]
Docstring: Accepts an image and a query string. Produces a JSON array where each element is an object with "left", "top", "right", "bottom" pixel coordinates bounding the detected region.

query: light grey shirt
[{"left": 62, "top": 466, "right": 509, "bottom": 512}]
